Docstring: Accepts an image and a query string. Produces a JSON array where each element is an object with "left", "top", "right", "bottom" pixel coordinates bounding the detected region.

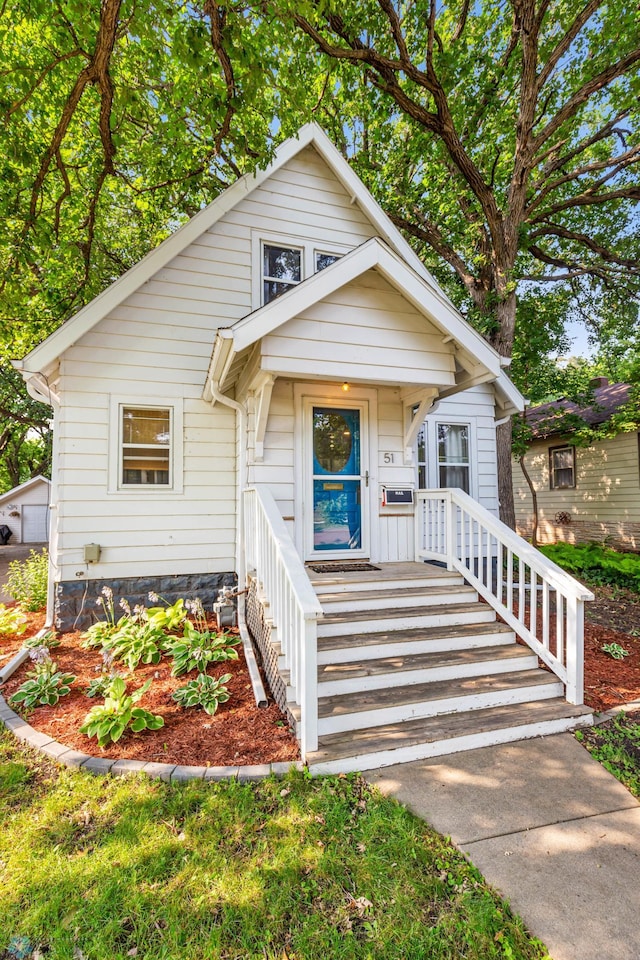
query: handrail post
[
  {"left": 444, "top": 492, "right": 454, "bottom": 571},
  {"left": 565, "top": 595, "right": 584, "bottom": 705},
  {"left": 300, "top": 614, "right": 318, "bottom": 755}
]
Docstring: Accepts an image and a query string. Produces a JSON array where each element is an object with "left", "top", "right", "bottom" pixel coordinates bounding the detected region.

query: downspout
[
  {"left": 16, "top": 371, "right": 60, "bottom": 629},
  {"left": 207, "top": 376, "right": 247, "bottom": 589}
]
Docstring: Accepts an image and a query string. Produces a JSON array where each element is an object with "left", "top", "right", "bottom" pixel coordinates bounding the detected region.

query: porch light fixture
[{"left": 341, "top": 382, "right": 350, "bottom": 392}]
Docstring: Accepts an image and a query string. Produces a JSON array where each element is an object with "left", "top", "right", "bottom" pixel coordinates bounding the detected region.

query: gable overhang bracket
[
  {"left": 402, "top": 388, "right": 440, "bottom": 464},
  {"left": 204, "top": 330, "right": 236, "bottom": 406},
  {"left": 252, "top": 372, "right": 276, "bottom": 462}
]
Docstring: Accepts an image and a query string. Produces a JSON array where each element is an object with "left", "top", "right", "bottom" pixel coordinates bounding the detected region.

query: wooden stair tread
[
  {"left": 317, "top": 584, "right": 474, "bottom": 604},
  {"left": 318, "top": 668, "right": 560, "bottom": 718},
  {"left": 321, "top": 599, "right": 484, "bottom": 625},
  {"left": 317, "top": 621, "right": 511, "bottom": 652},
  {"left": 307, "top": 562, "right": 461, "bottom": 587},
  {"left": 308, "top": 699, "right": 593, "bottom": 763},
  {"left": 317, "top": 643, "right": 533, "bottom": 682}
]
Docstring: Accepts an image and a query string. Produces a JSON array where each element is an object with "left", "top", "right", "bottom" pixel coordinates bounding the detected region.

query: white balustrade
[
  {"left": 244, "top": 486, "right": 323, "bottom": 756},
  {"left": 416, "top": 489, "right": 593, "bottom": 704}
]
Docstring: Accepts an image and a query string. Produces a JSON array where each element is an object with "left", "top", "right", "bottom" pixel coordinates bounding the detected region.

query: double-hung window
[
  {"left": 121, "top": 407, "right": 171, "bottom": 486},
  {"left": 549, "top": 445, "right": 575, "bottom": 489},
  {"left": 262, "top": 244, "right": 302, "bottom": 304},
  {"left": 437, "top": 423, "right": 470, "bottom": 493}
]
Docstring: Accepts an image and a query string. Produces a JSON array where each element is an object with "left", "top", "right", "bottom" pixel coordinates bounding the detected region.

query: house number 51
[{"left": 383, "top": 452, "right": 394, "bottom": 464}]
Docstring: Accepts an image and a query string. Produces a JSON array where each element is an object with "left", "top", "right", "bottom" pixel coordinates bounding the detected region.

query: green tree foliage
[
  {"left": 1, "top": 1, "right": 638, "bottom": 525},
  {"left": 264, "top": 0, "right": 640, "bottom": 523}
]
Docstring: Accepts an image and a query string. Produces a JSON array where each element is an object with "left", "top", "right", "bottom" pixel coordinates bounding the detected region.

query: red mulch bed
[
  {"left": 2, "top": 584, "right": 640, "bottom": 765},
  {"left": 0, "top": 610, "right": 299, "bottom": 766}
]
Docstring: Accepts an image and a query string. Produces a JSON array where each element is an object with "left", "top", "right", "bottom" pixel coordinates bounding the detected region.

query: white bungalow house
[{"left": 13, "top": 124, "right": 593, "bottom": 772}]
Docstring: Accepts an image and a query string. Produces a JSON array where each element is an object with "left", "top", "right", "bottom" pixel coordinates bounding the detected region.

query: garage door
[{"left": 22, "top": 505, "right": 49, "bottom": 543}]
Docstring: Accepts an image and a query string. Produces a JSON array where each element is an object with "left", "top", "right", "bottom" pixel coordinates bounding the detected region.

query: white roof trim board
[
  {"left": 0, "top": 475, "right": 50, "bottom": 505},
  {"left": 15, "top": 123, "right": 522, "bottom": 414},
  {"left": 206, "top": 238, "right": 523, "bottom": 414}
]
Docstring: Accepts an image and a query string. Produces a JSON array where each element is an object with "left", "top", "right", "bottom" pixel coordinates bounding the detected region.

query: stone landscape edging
[
  {"left": 0, "top": 631, "right": 303, "bottom": 782},
  {"left": 0, "top": 693, "right": 303, "bottom": 781}
]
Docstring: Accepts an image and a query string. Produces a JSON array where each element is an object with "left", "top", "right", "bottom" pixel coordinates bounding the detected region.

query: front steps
[{"left": 292, "top": 562, "right": 593, "bottom": 774}]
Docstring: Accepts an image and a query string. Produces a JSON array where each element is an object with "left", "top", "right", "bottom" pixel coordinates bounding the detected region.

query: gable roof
[
  {"left": 205, "top": 237, "right": 523, "bottom": 415},
  {"left": 0, "top": 475, "right": 50, "bottom": 505},
  {"left": 15, "top": 123, "right": 452, "bottom": 378},
  {"left": 526, "top": 379, "right": 633, "bottom": 439}
]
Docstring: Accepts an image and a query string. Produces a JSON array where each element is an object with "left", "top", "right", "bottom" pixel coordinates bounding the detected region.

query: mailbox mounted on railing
[{"left": 381, "top": 485, "right": 414, "bottom": 506}]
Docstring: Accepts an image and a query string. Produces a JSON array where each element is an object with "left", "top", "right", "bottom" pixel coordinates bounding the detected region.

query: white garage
[{"left": 0, "top": 476, "right": 51, "bottom": 545}]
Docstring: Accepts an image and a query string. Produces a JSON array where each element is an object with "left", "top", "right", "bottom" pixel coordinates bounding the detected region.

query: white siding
[
  {"left": 261, "top": 271, "right": 456, "bottom": 387},
  {"left": 54, "top": 144, "right": 380, "bottom": 581},
  {"left": 423, "top": 386, "right": 499, "bottom": 514}
]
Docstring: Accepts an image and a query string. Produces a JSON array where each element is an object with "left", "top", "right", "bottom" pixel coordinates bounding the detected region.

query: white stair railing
[
  {"left": 416, "top": 489, "right": 594, "bottom": 704},
  {"left": 244, "top": 485, "right": 323, "bottom": 757}
]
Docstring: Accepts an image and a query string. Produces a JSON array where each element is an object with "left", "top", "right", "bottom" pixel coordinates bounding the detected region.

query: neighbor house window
[
  {"left": 262, "top": 243, "right": 302, "bottom": 304},
  {"left": 437, "top": 423, "right": 470, "bottom": 493},
  {"left": 121, "top": 407, "right": 171, "bottom": 486},
  {"left": 416, "top": 422, "right": 427, "bottom": 489},
  {"left": 549, "top": 445, "right": 575, "bottom": 489}
]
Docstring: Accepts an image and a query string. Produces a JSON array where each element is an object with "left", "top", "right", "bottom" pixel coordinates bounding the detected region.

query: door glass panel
[
  {"left": 313, "top": 479, "right": 362, "bottom": 550},
  {"left": 312, "top": 407, "right": 362, "bottom": 552}
]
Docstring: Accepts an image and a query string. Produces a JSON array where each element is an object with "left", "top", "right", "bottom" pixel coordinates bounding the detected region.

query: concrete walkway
[{"left": 368, "top": 733, "right": 640, "bottom": 960}]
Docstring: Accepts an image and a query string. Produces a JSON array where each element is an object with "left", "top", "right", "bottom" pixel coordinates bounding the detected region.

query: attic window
[
  {"left": 121, "top": 407, "right": 171, "bottom": 486},
  {"left": 263, "top": 243, "right": 302, "bottom": 304},
  {"left": 549, "top": 445, "right": 575, "bottom": 490},
  {"left": 315, "top": 251, "right": 340, "bottom": 271}
]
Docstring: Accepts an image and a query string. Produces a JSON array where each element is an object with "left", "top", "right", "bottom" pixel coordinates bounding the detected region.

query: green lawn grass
[
  {"left": 576, "top": 712, "right": 640, "bottom": 798},
  {"left": 0, "top": 730, "right": 549, "bottom": 960}
]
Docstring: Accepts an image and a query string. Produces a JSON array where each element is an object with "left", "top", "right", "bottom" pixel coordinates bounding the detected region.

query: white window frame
[
  {"left": 108, "top": 396, "right": 184, "bottom": 495},
  {"left": 415, "top": 415, "right": 477, "bottom": 499},
  {"left": 251, "top": 230, "right": 349, "bottom": 308}
]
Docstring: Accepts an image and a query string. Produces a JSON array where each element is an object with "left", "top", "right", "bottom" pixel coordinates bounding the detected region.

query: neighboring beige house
[
  {"left": 14, "top": 124, "right": 594, "bottom": 771},
  {"left": 514, "top": 379, "right": 640, "bottom": 551},
  {"left": 0, "top": 475, "right": 51, "bottom": 545}
]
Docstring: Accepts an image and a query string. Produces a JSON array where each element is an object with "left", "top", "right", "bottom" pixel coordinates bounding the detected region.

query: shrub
[
  {"left": 80, "top": 677, "right": 164, "bottom": 746},
  {"left": 540, "top": 542, "right": 640, "bottom": 594},
  {"left": 3, "top": 549, "right": 48, "bottom": 612},
  {"left": 0, "top": 604, "right": 28, "bottom": 636}
]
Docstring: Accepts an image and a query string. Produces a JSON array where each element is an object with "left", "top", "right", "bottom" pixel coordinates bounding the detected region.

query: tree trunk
[
  {"left": 496, "top": 420, "right": 516, "bottom": 529},
  {"left": 491, "top": 290, "right": 518, "bottom": 529},
  {"left": 517, "top": 453, "right": 539, "bottom": 546}
]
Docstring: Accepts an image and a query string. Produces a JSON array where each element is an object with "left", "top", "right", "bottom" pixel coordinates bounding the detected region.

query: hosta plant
[
  {"left": 166, "top": 619, "right": 240, "bottom": 676},
  {"left": 0, "top": 603, "right": 27, "bottom": 636},
  {"left": 601, "top": 642, "right": 630, "bottom": 660},
  {"left": 23, "top": 629, "right": 60, "bottom": 649},
  {"left": 81, "top": 586, "right": 120, "bottom": 649},
  {"left": 172, "top": 672, "right": 232, "bottom": 715},
  {"left": 10, "top": 649, "right": 75, "bottom": 710},
  {"left": 146, "top": 595, "right": 188, "bottom": 632},
  {"left": 80, "top": 677, "right": 164, "bottom": 747},
  {"left": 104, "top": 618, "right": 166, "bottom": 671}
]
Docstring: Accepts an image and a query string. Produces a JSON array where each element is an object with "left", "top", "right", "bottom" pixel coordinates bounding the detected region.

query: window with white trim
[
  {"left": 256, "top": 234, "right": 345, "bottom": 306},
  {"left": 437, "top": 423, "right": 470, "bottom": 493},
  {"left": 262, "top": 243, "right": 302, "bottom": 304},
  {"left": 121, "top": 407, "right": 171, "bottom": 486},
  {"left": 549, "top": 445, "right": 575, "bottom": 489}
]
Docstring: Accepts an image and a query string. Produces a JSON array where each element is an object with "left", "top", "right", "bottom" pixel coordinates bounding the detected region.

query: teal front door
[{"left": 310, "top": 404, "right": 368, "bottom": 557}]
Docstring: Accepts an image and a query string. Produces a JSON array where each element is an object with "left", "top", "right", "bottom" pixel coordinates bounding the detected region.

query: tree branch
[
  {"left": 534, "top": 44, "right": 640, "bottom": 150},
  {"left": 536, "top": 0, "right": 602, "bottom": 90}
]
